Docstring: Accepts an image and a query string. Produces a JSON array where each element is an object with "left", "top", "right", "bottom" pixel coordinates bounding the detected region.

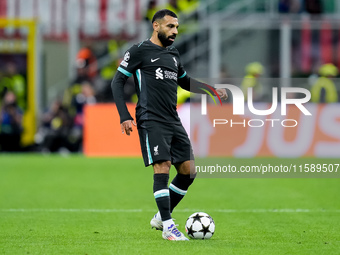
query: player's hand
[
  {"left": 121, "top": 120, "right": 137, "bottom": 136},
  {"left": 216, "top": 88, "right": 228, "bottom": 101}
]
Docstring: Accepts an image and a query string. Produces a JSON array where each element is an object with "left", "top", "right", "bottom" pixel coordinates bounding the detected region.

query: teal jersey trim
[
  {"left": 136, "top": 69, "right": 141, "bottom": 91},
  {"left": 179, "top": 71, "right": 187, "bottom": 79},
  {"left": 138, "top": 41, "right": 145, "bottom": 47},
  {"left": 146, "top": 133, "right": 153, "bottom": 165},
  {"left": 118, "top": 66, "right": 132, "bottom": 77}
]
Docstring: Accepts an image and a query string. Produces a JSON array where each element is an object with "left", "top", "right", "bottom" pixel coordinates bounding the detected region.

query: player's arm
[
  {"left": 176, "top": 53, "right": 227, "bottom": 100},
  {"left": 111, "top": 46, "right": 141, "bottom": 135},
  {"left": 178, "top": 73, "right": 228, "bottom": 100},
  {"left": 111, "top": 72, "right": 136, "bottom": 135}
]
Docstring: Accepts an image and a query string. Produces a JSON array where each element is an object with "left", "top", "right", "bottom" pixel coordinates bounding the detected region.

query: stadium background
[
  {"left": 0, "top": 1, "right": 340, "bottom": 254},
  {"left": 0, "top": 0, "right": 339, "bottom": 156}
]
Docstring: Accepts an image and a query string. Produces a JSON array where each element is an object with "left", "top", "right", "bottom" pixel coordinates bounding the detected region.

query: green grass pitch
[{"left": 0, "top": 155, "right": 339, "bottom": 254}]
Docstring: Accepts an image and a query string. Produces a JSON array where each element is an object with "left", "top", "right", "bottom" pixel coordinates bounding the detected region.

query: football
[{"left": 185, "top": 212, "right": 215, "bottom": 239}]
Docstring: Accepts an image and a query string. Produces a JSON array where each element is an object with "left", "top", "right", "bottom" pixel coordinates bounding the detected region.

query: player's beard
[{"left": 158, "top": 30, "right": 175, "bottom": 47}]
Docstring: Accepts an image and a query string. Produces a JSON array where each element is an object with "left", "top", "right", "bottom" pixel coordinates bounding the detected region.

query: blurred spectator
[
  {"left": 0, "top": 91, "right": 23, "bottom": 152},
  {"left": 178, "top": 0, "right": 199, "bottom": 15},
  {"left": 164, "top": 0, "right": 180, "bottom": 14},
  {"left": 75, "top": 46, "right": 98, "bottom": 80},
  {"left": 61, "top": 44, "right": 99, "bottom": 151},
  {"left": 39, "top": 100, "right": 73, "bottom": 153},
  {"left": 311, "top": 63, "right": 338, "bottom": 103},
  {"left": 0, "top": 71, "right": 7, "bottom": 102},
  {"left": 70, "top": 81, "right": 97, "bottom": 152},
  {"left": 64, "top": 46, "right": 98, "bottom": 108},
  {"left": 304, "top": 0, "right": 323, "bottom": 14},
  {"left": 279, "top": 0, "right": 291, "bottom": 13},
  {"left": 241, "top": 62, "right": 264, "bottom": 101},
  {"left": 72, "top": 81, "right": 97, "bottom": 129},
  {"left": 0, "top": 62, "right": 26, "bottom": 110},
  {"left": 145, "top": 0, "right": 158, "bottom": 21},
  {"left": 144, "top": 0, "right": 199, "bottom": 24},
  {"left": 278, "top": 0, "right": 301, "bottom": 13}
]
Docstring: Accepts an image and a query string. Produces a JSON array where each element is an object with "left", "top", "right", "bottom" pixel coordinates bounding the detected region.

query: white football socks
[
  {"left": 155, "top": 211, "right": 161, "bottom": 220},
  {"left": 163, "top": 219, "right": 175, "bottom": 231},
  {"left": 155, "top": 211, "right": 175, "bottom": 231}
]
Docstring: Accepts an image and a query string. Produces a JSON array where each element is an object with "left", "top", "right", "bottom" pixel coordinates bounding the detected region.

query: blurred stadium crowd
[{"left": 0, "top": 0, "right": 340, "bottom": 153}]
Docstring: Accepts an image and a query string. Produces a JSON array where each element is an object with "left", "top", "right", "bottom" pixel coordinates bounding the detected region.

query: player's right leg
[
  {"left": 151, "top": 161, "right": 188, "bottom": 241},
  {"left": 152, "top": 161, "right": 172, "bottom": 230}
]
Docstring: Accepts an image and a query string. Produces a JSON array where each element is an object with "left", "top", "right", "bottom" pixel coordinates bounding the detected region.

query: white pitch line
[{"left": 0, "top": 208, "right": 339, "bottom": 213}]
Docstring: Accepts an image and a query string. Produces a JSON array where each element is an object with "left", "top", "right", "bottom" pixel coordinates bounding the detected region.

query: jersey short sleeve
[{"left": 117, "top": 45, "right": 142, "bottom": 77}]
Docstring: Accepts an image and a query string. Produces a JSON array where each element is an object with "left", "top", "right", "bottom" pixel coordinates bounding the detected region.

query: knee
[
  {"left": 176, "top": 160, "right": 196, "bottom": 176},
  {"left": 153, "top": 161, "right": 171, "bottom": 174}
]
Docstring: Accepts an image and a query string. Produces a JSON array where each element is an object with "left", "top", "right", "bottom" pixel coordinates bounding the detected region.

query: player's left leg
[
  {"left": 170, "top": 160, "right": 196, "bottom": 213},
  {"left": 168, "top": 123, "right": 196, "bottom": 213}
]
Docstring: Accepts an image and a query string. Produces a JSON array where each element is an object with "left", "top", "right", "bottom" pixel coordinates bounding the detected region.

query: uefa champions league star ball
[{"left": 185, "top": 212, "right": 215, "bottom": 239}]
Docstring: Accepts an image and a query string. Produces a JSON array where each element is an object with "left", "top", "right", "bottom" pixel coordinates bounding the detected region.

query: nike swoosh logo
[{"left": 151, "top": 58, "right": 160, "bottom": 62}]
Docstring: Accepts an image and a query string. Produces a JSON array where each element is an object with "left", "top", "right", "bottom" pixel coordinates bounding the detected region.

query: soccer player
[{"left": 111, "top": 9, "right": 227, "bottom": 241}]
